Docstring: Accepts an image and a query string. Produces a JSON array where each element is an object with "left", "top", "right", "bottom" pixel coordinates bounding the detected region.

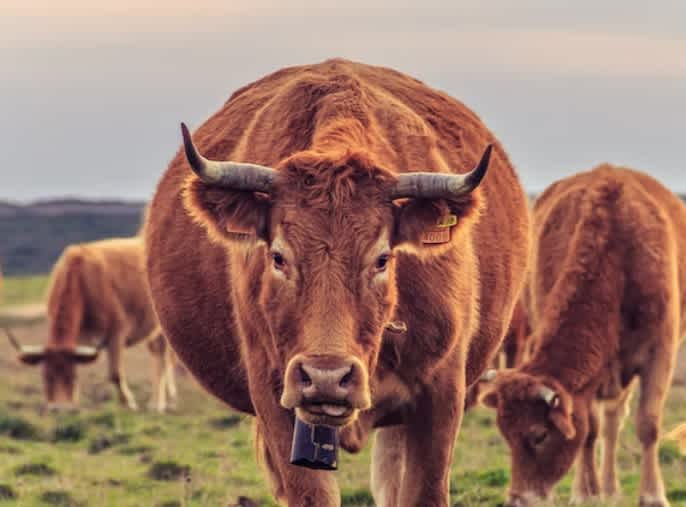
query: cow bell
[{"left": 289, "top": 417, "right": 339, "bottom": 470}]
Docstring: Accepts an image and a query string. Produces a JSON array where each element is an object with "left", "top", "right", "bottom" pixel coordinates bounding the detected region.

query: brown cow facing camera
[
  {"left": 145, "top": 59, "right": 530, "bottom": 505},
  {"left": 482, "top": 165, "right": 686, "bottom": 507},
  {"left": 6, "top": 237, "right": 177, "bottom": 413}
]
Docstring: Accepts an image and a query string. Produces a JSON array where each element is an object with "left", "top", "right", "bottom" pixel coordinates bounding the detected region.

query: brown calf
[
  {"left": 6, "top": 237, "right": 177, "bottom": 412},
  {"left": 482, "top": 165, "right": 686, "bottom": 507},
  {"left": 145, "top": 59, "right": 530, "bottom": 505}
]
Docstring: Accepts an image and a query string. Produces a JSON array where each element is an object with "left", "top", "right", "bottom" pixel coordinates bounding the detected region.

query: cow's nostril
[
  {"left": 339, "top": 367, "right": 353, "bottom": 387},
  {"left": 298, "top": 364, "right": 312, "bottom": 386}
]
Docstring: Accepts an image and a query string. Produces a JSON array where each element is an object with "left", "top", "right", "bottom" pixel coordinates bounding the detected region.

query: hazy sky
[{"left": 2, "top": 1, "right": 684, "bottom": 201}]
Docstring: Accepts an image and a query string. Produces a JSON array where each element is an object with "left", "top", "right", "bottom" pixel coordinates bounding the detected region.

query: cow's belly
[{"left": 145, "top": 174, "right": 255, "bottom": 415}]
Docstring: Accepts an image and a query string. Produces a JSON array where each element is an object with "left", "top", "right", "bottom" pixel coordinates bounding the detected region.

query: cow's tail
[
  {"left": 667, "top": 422, "right": 686, "bottom": 454},
  {"left": 46, "top": 246, "right": 86, "bottom": 346}
]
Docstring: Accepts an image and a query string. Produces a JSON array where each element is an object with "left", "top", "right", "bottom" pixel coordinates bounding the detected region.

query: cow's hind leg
[
  {"left": 371, "top": 426, "right": 405, "bottom": 507},
  {"left": 165, "top": 346, "right": 178, "bottom": 409},
  {"left": 571, "top": 401, "right": 601, "bottom": 503},
  {"left": 636, "top": 345, "right": 675, "bottom": 507},
  {"left": 147, "top": 335, "right": 168, "bottom": 413},
  {"left": 601, "top": 386, "right": 633, "bottom": 498},
  {"left": 106, "top": 327, "right": 138, "bottom": 410}
]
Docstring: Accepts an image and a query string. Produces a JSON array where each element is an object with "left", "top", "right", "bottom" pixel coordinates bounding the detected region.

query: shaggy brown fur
[
  {"left": 11, "top": 237, "right": 177, "bottom": 412},
  {"left": 145, "top": 59, "right": 529, "bottom": 506},
  {"left": 482, "top": 165, "right": 686, "bottom": 507},
  {"left": 464, "top": 300, "right": 532, "bottom": 410}
]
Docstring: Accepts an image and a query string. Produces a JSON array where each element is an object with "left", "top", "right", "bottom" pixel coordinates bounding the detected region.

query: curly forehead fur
[{"left": 276, "top": 148, "right": 396, "bottom": 209}]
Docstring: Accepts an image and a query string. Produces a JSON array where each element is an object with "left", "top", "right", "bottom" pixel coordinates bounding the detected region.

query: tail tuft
[{"left": 666, "top": 422, "right": 686, "bottom": 453}]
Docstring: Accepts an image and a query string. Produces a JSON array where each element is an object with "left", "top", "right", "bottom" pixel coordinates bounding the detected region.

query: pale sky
[{"left": 2, "top": 1, "right": 684, "bottom": 201}]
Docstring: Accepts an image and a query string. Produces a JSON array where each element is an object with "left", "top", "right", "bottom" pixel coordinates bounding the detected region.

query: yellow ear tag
[
  {"left": 421, "top": 214, "right": 457, "bottom": 244},
  {"left": 436, "top": 214, "right": 458, "bottom": 228}
]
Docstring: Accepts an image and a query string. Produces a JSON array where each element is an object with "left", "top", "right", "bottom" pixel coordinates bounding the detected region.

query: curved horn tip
[
  {"left": 539, "top": 386, "right": 560, "bottom": 408},
  {"left": 179, "top": 122, "right": 202, "bottom": 173},
  {"left": 466, "top": 143, "right": 494, "bottom": 188},
  {"left": 3, "top": 327, "right": 22, "bottom": 351}
]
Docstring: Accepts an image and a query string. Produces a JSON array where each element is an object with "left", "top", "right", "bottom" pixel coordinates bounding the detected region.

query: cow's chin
[{"left": 295, "top": 405, "right": 358, "bottom": 428}]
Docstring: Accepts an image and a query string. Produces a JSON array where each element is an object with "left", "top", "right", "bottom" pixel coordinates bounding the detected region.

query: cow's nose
[
  {"left": 300, "top": 360, "right": 354, "bottom": 401},
  {"left": 280, "top": 355, "right": 371, "bottom": 412}
]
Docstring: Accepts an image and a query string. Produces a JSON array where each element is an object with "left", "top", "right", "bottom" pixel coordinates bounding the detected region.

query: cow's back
[
  {"left": 84, "top": 238, "right": 160, "bottom": 343},
  {"left": 530, "top": 165, "right": 686, "bottom": 338},
  {"left": 145, "top": 59, "right": 529, "bottom": 410}
]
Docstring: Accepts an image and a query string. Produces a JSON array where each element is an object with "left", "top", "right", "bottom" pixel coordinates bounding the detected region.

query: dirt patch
[
  {"left": 208, "top": 415, "right": 242, "bottom": 430},
  {"left": 0, "top": 444, "right": 22, "bottom": 455},
  {"left": 15, "top": 462, "right": 57, "bottom": 477},
  {"left": 40, "top": 490, "right": 82, "bottom": 507},
  {"left": 228, "top": 496, "right": 260, "bottom": 507},
  {"left": 156, "top": 501, "right": 182, "bottom": 507},
  {"left": 0, "top": 484, "right": 17, "bottom": 500},
  {"left": 147, "top": 461, "right": 191, "bottom": 482},
  {"left": 0, "top": 412, "right": 42, "bottom": 440},
  {"left": 53, "top": 419, "right": 87, "bottom": 442},
  {"left": 88, "top": 433, "right": 131, "bottom": 454}
]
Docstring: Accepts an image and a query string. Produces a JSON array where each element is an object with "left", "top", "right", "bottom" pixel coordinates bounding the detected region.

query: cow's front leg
[
  {"left": 399, "top": 373, "right": 463, "bottom": 506},
  {"left": 250, "top": 375, "right": 340, "bottom": 506}
]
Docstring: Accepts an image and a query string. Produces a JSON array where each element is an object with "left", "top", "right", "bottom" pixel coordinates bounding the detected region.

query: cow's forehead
[{"left": 273, "top": 210, "right": 390, "bottom": 257}]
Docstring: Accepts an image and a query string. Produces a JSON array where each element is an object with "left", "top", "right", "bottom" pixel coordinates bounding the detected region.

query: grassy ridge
[{"left": 0, "top": 275, "right": 49, "bottom": 308}]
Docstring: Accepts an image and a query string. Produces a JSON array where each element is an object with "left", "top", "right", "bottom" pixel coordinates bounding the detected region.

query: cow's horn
[
  {"left": 3, "top": 327, "right": 23, "bottom": 352},
  {"left": 74, "top": 346, "right": 99, "bottom": 358},
  {"left": 391, "top": 144, "right": 493, "bottom": 200},
  {"left": 538, "top": 386, "right": 560, "bottom": 408},
  {"left": 181, "top": 123, "right": 278, "bottom": 193},
  {"left": 480, "top": 369, "right": 497, "bottom": 382}
]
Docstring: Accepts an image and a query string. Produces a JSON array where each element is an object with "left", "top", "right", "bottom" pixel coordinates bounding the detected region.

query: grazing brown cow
[
  {"left": 145, "top": 59, "right": 529, "bottom": 505},
  {"left": 6, "top": 237, "right": 177, "bottom": 412},
  {"left": 482, "top": 165, "right": 686, "bottom": 507}
]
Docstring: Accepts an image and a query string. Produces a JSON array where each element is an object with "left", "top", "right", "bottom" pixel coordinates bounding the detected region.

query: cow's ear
[
  {"left": 391, "top": 191, "right": 482, "bottom": 257},
  {"left": 547, "top": 390, "right": 576, "bottom": 440},
  {"left": 480, "top": 388, "right": 499, "bottom": 409},
  {"left": 183, "top": 176, "right": 271, "bottom": 245},
  {"left": 18, "top": 351, "right": 46, "bottom": 365}
]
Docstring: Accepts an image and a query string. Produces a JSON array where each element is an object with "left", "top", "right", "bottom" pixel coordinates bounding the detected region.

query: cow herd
[{"left": 2, "top": 58, "right": 686, "bottom": 506}]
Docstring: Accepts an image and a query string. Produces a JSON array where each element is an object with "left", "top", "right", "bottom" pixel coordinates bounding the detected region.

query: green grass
[
  {"left": 0, "top": 274, "right": 49, "bottom": 308},
  {"left": 0, "top": 367, "right": 684, "bottom": 507},
  {"left": 0, "top": 276, "right": 685, "bottom": 506}
]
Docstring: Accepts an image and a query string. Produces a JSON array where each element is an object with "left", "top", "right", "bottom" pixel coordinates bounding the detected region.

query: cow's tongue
[{"left": 320, "top": 404, "right": 347, "bottom": 417}]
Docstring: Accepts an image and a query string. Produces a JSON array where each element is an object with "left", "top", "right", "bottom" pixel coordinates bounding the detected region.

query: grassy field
[
  {"left": 0, "top": 276, "right": 48, "bottom": 308},
  {"left": 0, "top": 277, "right": 685, "bottom": 506}
]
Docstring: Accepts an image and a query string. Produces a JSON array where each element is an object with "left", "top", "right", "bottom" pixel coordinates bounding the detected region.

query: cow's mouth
[{"left": 296, "top": 401, "right": 356, "bottom": 426}]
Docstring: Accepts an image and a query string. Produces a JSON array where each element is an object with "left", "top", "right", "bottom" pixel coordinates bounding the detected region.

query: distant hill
[
  {"left": 0, "top": 199, "right": 146, "bottom": 276},
  {"left": 2, "top": 193, "right": 686, "bottom": 276}
]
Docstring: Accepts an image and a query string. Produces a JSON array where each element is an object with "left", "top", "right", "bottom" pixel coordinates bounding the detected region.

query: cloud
[{"left": 1, "top": 2, "right": 684, "bottom": 199}]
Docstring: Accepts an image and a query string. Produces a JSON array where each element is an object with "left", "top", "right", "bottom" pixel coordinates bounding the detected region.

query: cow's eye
[
  {"left": 272, "top": 252, "right": 286, "bottom": 270},
  {"left": 375, "top": 254, "right": 391, "bottom": 272},
  {"left": 527, "top": 426, "right": 549, "bottom": 448}
]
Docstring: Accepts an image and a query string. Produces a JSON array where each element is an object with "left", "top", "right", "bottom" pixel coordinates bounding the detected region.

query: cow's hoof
[
  {"left": 639, "top": 495, "right": 670, "bottom": 507},
  {"left": 571, "top": 494, "right": 600, "bottom": 505}
]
